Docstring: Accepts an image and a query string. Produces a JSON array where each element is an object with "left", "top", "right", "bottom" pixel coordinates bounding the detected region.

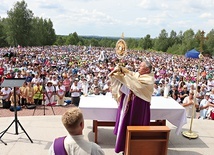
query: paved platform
[{"left": 0, "top": 114, "right": 214, "bottom": 155}]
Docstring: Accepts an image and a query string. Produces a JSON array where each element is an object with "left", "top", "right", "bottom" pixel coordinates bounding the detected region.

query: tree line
[
  {"left": 0, "top": 0, "right": 56, "bottom": 47},
  {"left": 0, "top": 0, "right": 214, "bottom": 56}
]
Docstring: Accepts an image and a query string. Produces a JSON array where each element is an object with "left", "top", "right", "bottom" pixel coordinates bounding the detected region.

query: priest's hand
[
  {"left": 108, "top": 65, "right": 121, "bottom": 76},
  {"left": 120, "top": 67, "right": 129, "bottom": 74}
]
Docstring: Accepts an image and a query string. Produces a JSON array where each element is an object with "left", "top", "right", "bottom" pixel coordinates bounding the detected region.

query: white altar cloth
[{"left": 79, "top": 94, "right": 187, "bottom": 135}]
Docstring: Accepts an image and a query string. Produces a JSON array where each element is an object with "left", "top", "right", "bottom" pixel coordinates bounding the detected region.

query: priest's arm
[{"left": 108, "top": 66, "right": 154, "bottom": 103}]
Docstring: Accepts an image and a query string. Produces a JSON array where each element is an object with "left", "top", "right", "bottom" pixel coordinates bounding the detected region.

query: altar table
[{"left": 79, "top": 94, "right": 187, "bottom": 143}]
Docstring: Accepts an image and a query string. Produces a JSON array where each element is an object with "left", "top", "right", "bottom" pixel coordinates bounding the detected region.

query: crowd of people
[{"left": 0, "top": 45, "right": 214, "bottom": 119}]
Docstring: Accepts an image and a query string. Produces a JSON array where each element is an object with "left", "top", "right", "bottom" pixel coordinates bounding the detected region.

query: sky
[{"left": 1, "top": 0, "right": 214, "bottom": 38}]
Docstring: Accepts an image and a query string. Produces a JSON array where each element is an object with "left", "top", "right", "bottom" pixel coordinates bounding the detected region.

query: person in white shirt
[
  {"left": 199, "top": 93, "right": 212, "bottom": 119},
  {"left": 81, "top": 78, "right": 89, "bottom": 96},
  {"left": 182, "top": 90, "right": 199, "bottom": 118},
  {"left": 70, "top": 78, "right": 82, "bottom": 107},
  {"left": 31, "top": 74, "right": 43, "bottom": 86},
  {"left": 1, "top": 87, "right": 12, "bottom": 108},
  {"left": 45, "top": 81, "right": 55, "bottom": 105},
  {"left": 153, "top": 83, "right": 161, "bottom": 96},
  {"left": 206, "top": 88, "right": 214, "bottom": 118},
  {"left": 103, "top": 80, "right": 111, "bottom": 94},
  {"left": 14, "top": 70, "right": 24, "bottom": 78},
  {"left": 51, "top": 75, "right": 59, "bottom": 102},
  {"left": 49, "top": 107, "right": 105, "bottom": 155},
  {"left": 207, "top": 77, "right": 214, "bottom": 91},
  {"left": 51, "top": 75, "right": 59, "bottom": 87}
]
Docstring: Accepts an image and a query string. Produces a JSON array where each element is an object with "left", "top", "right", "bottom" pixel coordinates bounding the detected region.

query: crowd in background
[{"left": 0, "top": 45, "right": 213, "bottom": 119}]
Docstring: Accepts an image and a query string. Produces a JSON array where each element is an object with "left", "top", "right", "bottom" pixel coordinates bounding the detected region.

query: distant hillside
[
  {"left": 81, "top": 35, "right": 141, "bottom": 40},
  {"left": 81, "top": 35, "right": 119, "bottom": 40},
  {"left": 56, "top": 34, "right": 140, "bottom": 40}
]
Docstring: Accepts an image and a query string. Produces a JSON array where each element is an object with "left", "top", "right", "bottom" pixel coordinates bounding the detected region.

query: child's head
[{"left": 61, "top": 107, "right": 84, "bottom": 135}]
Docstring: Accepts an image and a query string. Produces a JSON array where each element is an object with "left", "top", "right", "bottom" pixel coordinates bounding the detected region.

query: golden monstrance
[
  {"left": 115, "top": 33, "right": 127, "bottom": 59},
  {"left": 114, "top": 33, "right": 128, "bottom": 75}
]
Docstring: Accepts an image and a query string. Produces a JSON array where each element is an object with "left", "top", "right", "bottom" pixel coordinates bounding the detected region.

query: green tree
[
  {"left": 0, "top": 18, "right": 8, "bottom": 47},
  {"left": 66, "top": 33, "right": 75, "bottom": 45},
  {"left": 142, "top": 34, "right": 152, "bottom": 49},
  {"left": 42, "top": 19, "right": 56, "bottom": 45},
  {"left": 90, "top": 38, "right": 99, "bottom": 46},
  {"left": 55, "top": 36, "right": 66, "bottom": 45},
  {"left": 27, "top": 17, "right": 55, "bottom": 46},
  {"left": 154, "top": 29, "right": 169, "bottom": 52},
  {"left": 65, "top": 32, "right": 80, "bottom": 45},
  {"left": 181, "top": 29, "right": 196, "bottom": 54},
  {"left": 167, "top": 44, "right": 182, "bottom": 55},
  {"left": 137, "top": 38, "right": 143, "bottom": 49},
  {"left": 126, "top": 38, "right": 138, "bottom": 49},
  {"left": 169, "top": 30, "right": 177, "bottom": 47},
  {"left": 205, "top": 29, "right": 214, "bottom": 56},
  {"left": 194, "top": 30, "right": 204, "bottom": 52},
  {"left": 99, "top": 38, "right": 113, "bottom": 47},
  {"left": 110, "top": 41, "right": 116, "bottom": 48},
  {"left": 82, "top": 38, "right": 90, "bottom": 46},
  {"left": 6, "top": 0, "right": 33, "bottom": 46},
  {"left": 72, "top": 32, "right": 79, "bottom": 45},
  {"left": 29, "top": 17, "right": 43, "bottom": 46},
  {"left": 176, "top": 31, "right": 183, "bottom": 45}
]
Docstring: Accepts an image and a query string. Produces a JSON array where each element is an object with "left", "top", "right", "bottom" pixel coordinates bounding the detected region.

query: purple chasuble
[{"left": 114, "top": 93, "right": 151, "bottom": 153}]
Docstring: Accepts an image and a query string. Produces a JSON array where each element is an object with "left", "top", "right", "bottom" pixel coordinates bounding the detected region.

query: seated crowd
[
  {"left": 0, "top": 45, "right": 213, "bottom": 119},
  {"left": 153, "top": 79, "right": 214, "bottom": 119}
]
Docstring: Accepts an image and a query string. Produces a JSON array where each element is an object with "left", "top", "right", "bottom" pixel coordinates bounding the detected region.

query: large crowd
[{"left": 0, "top": 45, "right": 214, "bottom": 119}]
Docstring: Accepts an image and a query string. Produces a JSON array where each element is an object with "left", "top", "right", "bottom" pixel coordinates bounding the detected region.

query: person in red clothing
[
  {"left": 63, "top": 75, "right": 71, "bottom": 97},
  {"left": 6, "top": 72, "right": 13, "bottom": 78},
  {"left": 0, "top": 64, "right": 5, "bottom": 76}
]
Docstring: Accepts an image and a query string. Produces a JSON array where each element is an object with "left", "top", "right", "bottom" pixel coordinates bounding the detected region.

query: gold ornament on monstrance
[
  {"left": 115, "top": 36, "right": 127, "bottom": 59},
  {"left": 115, "top": 33, "right": 127, "bottom": 74}
]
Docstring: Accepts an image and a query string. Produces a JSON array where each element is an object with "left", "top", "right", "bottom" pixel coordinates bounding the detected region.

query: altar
[{"left": 79, "top": 94, "right": 187, "bottom": 143}]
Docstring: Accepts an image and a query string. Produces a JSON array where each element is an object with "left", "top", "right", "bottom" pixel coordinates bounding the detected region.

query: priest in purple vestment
[{"left": 108, "top": 60, "right": 154, "bottom": 153}]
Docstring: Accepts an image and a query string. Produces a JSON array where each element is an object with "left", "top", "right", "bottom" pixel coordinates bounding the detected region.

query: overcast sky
[{"left": 1, "top": 0, "right": 214, "bottom": 38}]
